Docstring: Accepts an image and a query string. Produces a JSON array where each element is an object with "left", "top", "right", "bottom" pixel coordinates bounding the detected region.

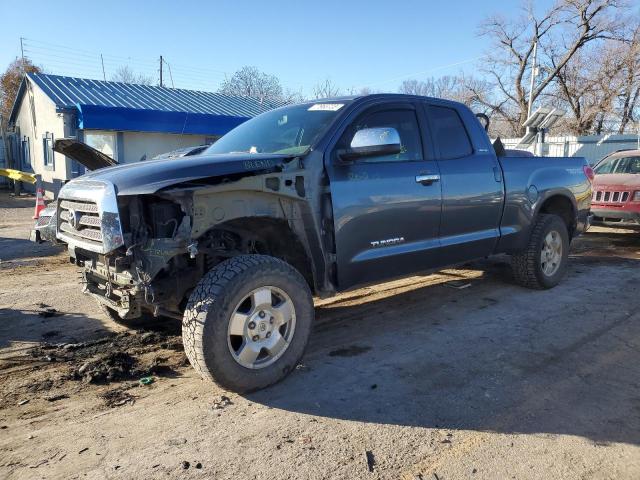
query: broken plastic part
[{"left": 187, "top": 242, "right": 198, "bottom": 259}]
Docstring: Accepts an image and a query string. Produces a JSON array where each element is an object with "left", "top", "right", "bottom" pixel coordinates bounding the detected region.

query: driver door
[{"left": 325, "top": 102, "right": 443, "bottom": 289}]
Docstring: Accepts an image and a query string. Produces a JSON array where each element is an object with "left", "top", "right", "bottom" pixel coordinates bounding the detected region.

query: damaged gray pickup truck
[{"left": 56, "top": 94, "right": 592, "bottom": 392}]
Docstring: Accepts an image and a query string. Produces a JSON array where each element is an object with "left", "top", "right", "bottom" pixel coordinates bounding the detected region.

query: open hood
[{"left": 53, "top": 138, "right": 118, "bottom": 171}]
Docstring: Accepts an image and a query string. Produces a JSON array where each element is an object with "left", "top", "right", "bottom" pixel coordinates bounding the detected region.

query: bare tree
[
  {"left": 280, "top": 87, "right": 306, "bottom": 105},
  {"left": 111, "top": 65, "right": 153, "bottom": 85},
  {"left": 474, "top": 0, "right": 627, "bottom": 136},
  {"left": 312, "top": 78, "right": 341, "bottom": 99},
  {"left": 219, "top": 66, "right": 284, "bottom": 104},
  {"left": 549, "top": 42, "right": 624, "bottom": 134},
  {"left": 398, "top": 79, "right": 434, "bottom": 96},
  {"left": 0, "top": 58, "right": 41, "bottom": 131},
  {"left": 616, "top": 26, "right": 640, "bottom": 133}
]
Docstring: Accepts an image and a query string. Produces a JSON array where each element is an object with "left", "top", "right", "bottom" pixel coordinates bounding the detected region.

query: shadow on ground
[{"left": 248, "top": 248, "right": 640, "bottom": 447}]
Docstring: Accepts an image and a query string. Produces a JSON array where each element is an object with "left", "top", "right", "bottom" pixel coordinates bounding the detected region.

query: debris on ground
[
  {"left": 38, "top": 308, "right": 62, "bottom": 318},
  {"left": 212, "top": 395, "right": 233, "bottom": 410},
  {"left": 76, "top": 352, "right": 138, "bottom": 383},
  {"left": 44, "top": 394, "right": 68, "bottom": 402},
  {"left": 181, "top": 460, "right": 190, "bottom": 469},
  {"left": 139, "top": 376, "right": 154, "bottom": 386},
  {"left": 0, "top": 331, "right": 186, "bottom": 409},
  {"left": 167, "top": 438, "right": 187, "bottom": 446},
  {"left": 17, "top": 399, "right": 29, "bottom": 406},
  {"left": 365, "top": 450, "right": 376, "bottom": 472},
  {"left": 100, "top": 387, "right": 136, "bottom": 408},
  {"left": 30, "top": 331, "right": 185, "bottom": 385},
  {"left": 445, "top": 280, "right": 472, "bottom": 290}
]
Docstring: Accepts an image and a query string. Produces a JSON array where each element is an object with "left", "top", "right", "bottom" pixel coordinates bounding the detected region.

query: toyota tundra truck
[{"left": 55, "top": 94, "right": 592, "bottom": 392}]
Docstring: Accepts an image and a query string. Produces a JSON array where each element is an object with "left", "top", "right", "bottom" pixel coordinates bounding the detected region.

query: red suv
[{"left": 591, "top": 149, "right": 640, "bottom": 229}]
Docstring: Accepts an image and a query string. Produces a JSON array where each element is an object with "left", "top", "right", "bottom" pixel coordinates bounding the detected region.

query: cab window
[{"left": 341, "top": 109, "right": 423, "bottom": 163}]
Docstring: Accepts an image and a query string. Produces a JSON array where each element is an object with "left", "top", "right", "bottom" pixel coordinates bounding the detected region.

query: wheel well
[
  {"left": 539, "top": 195, "right": 575, "bottom": 236},
  {"left": 202, "top": 217, "right": 315, "bottom": 291}
]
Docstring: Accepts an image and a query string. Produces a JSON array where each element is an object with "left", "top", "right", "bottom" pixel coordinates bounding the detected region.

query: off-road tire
[
  {"left": 182, "top": 255, "right": 314, "bottom": 393},
  {"left": 510, "top": 214, "right": 569, "bottom": 289}
]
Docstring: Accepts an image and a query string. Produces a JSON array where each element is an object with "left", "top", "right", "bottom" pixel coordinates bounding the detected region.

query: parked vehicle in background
[
  {"left": 152, "top": 145, "right": 208, "bottom": 160},
  {"left": 591, "top": 149, "right": 640, "bottom": 230},
  {"left": 52, "top": 94, "right": 592, "bottom": 392}
]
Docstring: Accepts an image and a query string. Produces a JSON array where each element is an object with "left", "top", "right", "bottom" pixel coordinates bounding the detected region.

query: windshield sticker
[{"left": 308, "top": 103, "right": 344, "bottom": 111}]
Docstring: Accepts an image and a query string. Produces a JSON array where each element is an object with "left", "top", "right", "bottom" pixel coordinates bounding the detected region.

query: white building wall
[
  {"left": 12, "top": 78, "right": 69, "bottom": 196},
  {"left": 0, "top": 137, "right": 6, "bottom": 187},
  {"left": 502, "top": 134, "right": 640, "bottom": 165},
  {"left": 120, "top": 131, "right": 210, "bottom": 163}
]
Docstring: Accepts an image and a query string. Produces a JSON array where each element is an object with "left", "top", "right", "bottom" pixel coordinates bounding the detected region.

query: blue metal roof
[
  {"left": 29, "top": 73, "right": 279, "bottom": 117},
  {"left": 11, "top": 73, "right": 281, "bottom": 135}
]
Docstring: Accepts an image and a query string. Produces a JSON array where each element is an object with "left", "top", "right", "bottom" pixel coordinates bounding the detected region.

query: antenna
[
  {"left": 100, "top": 54, "right": 106, "bottom": 81},
  {"left": 20, "top": 37, "right": 26, "bottom": 76}
]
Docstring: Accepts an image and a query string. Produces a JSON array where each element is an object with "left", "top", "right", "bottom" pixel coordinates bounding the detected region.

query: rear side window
[{"left": 428, "top": 106, "right": 473, "bottom": 159}]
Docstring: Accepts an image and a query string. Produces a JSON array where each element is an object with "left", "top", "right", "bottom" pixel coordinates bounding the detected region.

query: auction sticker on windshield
[{"left": 308, "top": 103, "right": 344, "bottom": 111}]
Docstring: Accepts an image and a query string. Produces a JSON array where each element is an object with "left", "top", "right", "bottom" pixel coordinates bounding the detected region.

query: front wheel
[
  {"left": 182, "top": 255, "right": 314, "bottom": 393},
  {"left": 510, "top": 214, "right": 570, "bottom": 289}
]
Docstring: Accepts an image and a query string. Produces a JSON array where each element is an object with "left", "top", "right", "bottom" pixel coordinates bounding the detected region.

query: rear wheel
[
  {"left": 510, "top": 214, "right": 569, "bottom": 289},
  {"left": 182, "top": 255, "right": 314, "bottom": 392}
]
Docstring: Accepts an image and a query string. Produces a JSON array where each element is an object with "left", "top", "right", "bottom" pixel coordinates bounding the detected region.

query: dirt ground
[{"left": 1, "top": 190, "right": 639, "bottom": 480}]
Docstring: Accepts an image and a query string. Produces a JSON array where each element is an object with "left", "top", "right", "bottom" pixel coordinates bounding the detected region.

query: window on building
[
  {"left": 21, "top": 136, "right": 31, "bottom": 169},
  {"left": 84, "top": 131, "right": 117, "bottom": 161},
  {"left": 43, "top": 132, "right": 54, "bottom": 168},
  {"left": 428, "top": 106, "right": 473, "bottom": 159}
]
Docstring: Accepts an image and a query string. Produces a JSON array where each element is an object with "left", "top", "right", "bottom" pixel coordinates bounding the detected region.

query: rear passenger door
[{"left": 423, "top": 102, "right": 503, "bottom": 262}]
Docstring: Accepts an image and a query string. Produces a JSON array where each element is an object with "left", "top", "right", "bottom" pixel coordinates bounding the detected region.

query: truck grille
[
  {"left": 58, "top": 199, "right": 103, "bottom": 246},
  {"left": 592, "top": 190, "right": 630, "bottom": 204}
]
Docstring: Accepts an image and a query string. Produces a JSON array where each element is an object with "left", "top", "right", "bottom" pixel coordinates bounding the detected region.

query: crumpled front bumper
[{"left": 81, "top": 264, "right": 145, "bottom": 319}]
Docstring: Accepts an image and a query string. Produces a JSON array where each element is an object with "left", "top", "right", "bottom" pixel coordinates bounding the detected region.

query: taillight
[{"left": 583, "top": 165, "right": 595, "bottom": 183}]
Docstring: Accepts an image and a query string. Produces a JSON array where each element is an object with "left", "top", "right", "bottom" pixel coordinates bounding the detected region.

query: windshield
[
  {"left": 594, "top": 155, "right": 640, "bottom": 175},
  {"left": 205, "top": 102, "right": 346, "bottom": 156}
]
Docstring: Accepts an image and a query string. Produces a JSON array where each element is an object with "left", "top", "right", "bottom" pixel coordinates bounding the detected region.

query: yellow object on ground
[{"left": 0, "top": 169, "right": 37, "bottom": 184}]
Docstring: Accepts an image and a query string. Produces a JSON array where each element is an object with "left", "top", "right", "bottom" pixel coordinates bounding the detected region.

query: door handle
[{"left": 415, "top": 174, "right": 440, "bottom": 185}]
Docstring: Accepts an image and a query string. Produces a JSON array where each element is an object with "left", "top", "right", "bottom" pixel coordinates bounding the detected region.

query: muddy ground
[{"left": 1, "top": 190, "right": 639, "bottom": 480}]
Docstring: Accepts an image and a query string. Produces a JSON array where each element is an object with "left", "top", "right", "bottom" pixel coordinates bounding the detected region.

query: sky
[{"left": 0, "top": 0, "right": 560, "bottom": 96}]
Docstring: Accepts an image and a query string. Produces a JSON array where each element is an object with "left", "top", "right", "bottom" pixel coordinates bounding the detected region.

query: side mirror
[{"left": 337, "top": 127, "right": 402, "bottom": 162}]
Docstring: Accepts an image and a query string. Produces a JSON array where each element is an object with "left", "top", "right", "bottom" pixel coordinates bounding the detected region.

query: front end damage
[
  {"left": 55, "top": 156, "right": 330, "bottom": 321},
  {"left": 57, "top": 179, "right": 203, "bottom": 320}
]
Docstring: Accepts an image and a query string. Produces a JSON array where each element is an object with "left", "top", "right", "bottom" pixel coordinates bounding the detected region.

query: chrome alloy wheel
[
  {"left": 227, "top": 286, "right": 296, "bottom": 369},
  {"left": 540, "top": 230, "right": 563, "bottom": 277}
]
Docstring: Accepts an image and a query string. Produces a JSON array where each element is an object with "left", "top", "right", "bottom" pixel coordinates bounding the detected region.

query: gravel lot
[{"left": 1, "top": 190, "right": 639, "bottom": 480}]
